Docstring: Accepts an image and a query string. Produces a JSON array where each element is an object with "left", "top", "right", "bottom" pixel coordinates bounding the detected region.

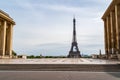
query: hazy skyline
[{"left": 0, "top": 0, "right": 112, "bottom": 56}]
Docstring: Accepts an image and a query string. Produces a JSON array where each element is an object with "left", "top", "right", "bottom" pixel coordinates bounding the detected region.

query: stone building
[
  {"left": 0, "top": 10, "right": 15, "bottom": 58},
  {"left": 102, "top": 0, "right": 120, "bottom": 59}
]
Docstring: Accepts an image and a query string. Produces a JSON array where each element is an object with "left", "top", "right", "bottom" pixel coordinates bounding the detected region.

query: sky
[{"left": 0, "top": 0, "right": 112, "bottom": 56}]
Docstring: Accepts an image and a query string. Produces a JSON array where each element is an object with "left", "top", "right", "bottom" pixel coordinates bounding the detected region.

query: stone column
[
  {"left": 115, "top": 4, "right": 120, "bottom": 54},
  {"left": 110, "top": 11, "right": 116, "bottom": 54},
  {"left": 0, "top": 20, "right": 2, "bottom": 56},
  {"left": 8, "top": 24, "right": 13, "bottom": 58},
  {"left": 104, "top": 18, "right": 108, "bottom": 57},
  {"left": 5, "top": 24, "right": 9, "bottom": 56},
  {"left": 106, "top": 15, "right": 112, "bottom": 58},
  {"left": 106, "top": 16, "right": 110, "bottom": 58},
  {"left": 1, "top": 21, "right": 7, "bottom": 57},
  {"left": 112, "top": 11, "right": 117, "bottom": 54},
  {"left": 5, "top": 23, "right": 13, "bottom": 58}
]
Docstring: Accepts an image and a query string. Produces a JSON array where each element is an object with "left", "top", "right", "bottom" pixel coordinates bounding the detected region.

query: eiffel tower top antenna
[{"left": 73, "top": 16, "right": 77, "bottom": 42}]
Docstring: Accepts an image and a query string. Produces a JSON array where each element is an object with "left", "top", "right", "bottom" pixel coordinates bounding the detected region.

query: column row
[
  {"left": 0, "top": 19, "right": 13, "bottom": 58},
  {"left": 104, "top": 4, "right": 120, "bottom": 59}
]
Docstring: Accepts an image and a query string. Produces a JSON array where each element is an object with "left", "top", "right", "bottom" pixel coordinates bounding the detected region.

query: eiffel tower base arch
[{"left": 68, "top": 51, "right": 81, "bottom": 58}]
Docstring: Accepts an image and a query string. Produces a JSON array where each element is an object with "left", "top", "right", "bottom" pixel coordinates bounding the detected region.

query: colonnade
[
  {"left": 102, "top": 0, "right": 120, "bottom": 59},
  {"left": 0, "top": 10, "right": 15, "bottom": 58}
]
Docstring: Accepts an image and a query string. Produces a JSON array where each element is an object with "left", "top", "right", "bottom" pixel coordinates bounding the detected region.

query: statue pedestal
[
  {"left": 117, "top": 54, "right": 120, "bottom": 60},
  {"left": 110, "top": 54, "right": 117, "bottom": 59}
]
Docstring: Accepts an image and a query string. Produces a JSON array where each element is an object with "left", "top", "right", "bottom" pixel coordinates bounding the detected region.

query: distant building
[
  {"left": 92, "top": 54, "right": 98, "bottom": 59},
  {"left": 17, "top": 55, "right": 27, "bottom": 59},
  {"left": 102, "top": 0, "right": 120, "bottom": 60},
  {"left": 0, "top": 10, "right": 15, "bottom": 58}
]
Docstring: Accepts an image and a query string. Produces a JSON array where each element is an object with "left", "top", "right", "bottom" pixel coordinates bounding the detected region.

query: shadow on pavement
[
  {"left": 106, "top": 72, "right": 120, "bottom": 78},
  {"left": 105, "top": 64, "right": 120, "bottom": 78}
]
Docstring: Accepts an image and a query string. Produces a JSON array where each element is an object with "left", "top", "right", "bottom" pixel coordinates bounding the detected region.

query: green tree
[
  {"left": 27, "top": 55, "right": 35, "bottom": 58},
  {"left": 12, "top": 50, "right": 17, "bottom": 56}
]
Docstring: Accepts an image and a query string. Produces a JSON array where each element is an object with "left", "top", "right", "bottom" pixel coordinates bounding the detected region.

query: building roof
[
  {"left": 102, "top": 0, "right": 120, "bottom": 19},
  {"left": 0, "top": 9, "right": 15, "bottom": 25}
]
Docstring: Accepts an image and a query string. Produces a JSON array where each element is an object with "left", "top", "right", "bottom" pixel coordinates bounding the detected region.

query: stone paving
[
  {"left": 0, "top": 71, "right": 120, "bottom": 80},
  {"left": 0, "top": 58, "right": 120, "bottom": 64}
]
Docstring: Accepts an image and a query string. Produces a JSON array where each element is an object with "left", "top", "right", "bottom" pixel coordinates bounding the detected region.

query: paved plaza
[
  {"left": 0, "top": 58, "right": 120, "bottom": 80},
  {"left": 0, "top": 58, "right": 120, "bottom": 64},
  {"left": 0, "top": 71, "right": 120, "bottom": 80}
]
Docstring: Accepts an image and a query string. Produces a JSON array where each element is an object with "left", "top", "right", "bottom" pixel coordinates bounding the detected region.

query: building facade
[
  {"left": 0, "top": 10, "right": 15, "bottom": 58},
  {"left": 102, "top": 0, "right": 120, "bottom": 59}
]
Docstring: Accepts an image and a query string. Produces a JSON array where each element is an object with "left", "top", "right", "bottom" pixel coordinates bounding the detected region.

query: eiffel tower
[{"left": 68, "top": 17, "right": 81, "bottom": 58}]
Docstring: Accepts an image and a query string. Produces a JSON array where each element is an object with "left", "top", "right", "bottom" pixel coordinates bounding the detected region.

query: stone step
[{"left": 0, "top": 64, "right": 120, "bottom": 72}]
